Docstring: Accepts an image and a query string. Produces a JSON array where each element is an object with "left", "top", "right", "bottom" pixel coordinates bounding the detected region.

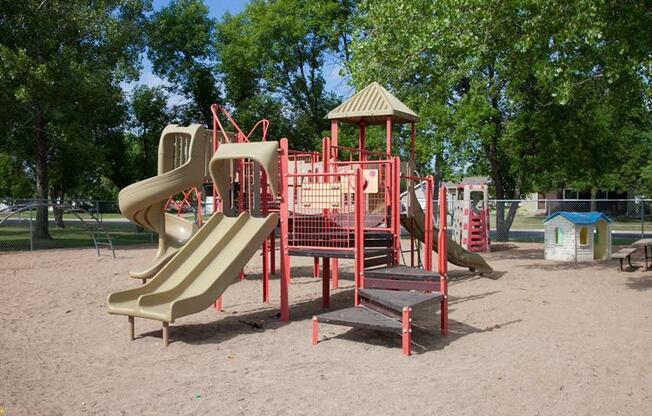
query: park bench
[{"left": 612, "top": 247, "right": 637, "bottom": 271}]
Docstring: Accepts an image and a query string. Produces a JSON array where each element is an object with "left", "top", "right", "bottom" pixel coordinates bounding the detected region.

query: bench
[{"left": 612, "top": 247, "right": 637, "bottom": 271}]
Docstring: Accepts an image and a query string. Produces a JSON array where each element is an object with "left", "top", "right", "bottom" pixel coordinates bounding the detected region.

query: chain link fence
[
  {"left": 485, "top": 199, "right": 652, "bottom": 245},
  {"left": 0, "top": 198, "right": 155, "bottom": 252},
  {"left": 1, "top": 197, "right": 651, "bottom": 252}
]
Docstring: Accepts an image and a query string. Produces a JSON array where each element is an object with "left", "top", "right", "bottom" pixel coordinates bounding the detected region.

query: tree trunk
[
  {"left": 590, "top": 188, "right": 597, "bottom": 211},
  {"left": 33, "top": 103, "right": 51, "bottom": 239}
]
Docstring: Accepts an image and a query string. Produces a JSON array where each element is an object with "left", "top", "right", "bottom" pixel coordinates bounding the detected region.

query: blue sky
[{"left": 127, "top": 0, "right": 350, "bottom": 104}]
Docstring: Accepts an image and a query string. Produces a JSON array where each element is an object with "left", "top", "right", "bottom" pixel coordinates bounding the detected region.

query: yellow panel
[{"left": 300, "top": 182, "right": 342, "bottom": 209}]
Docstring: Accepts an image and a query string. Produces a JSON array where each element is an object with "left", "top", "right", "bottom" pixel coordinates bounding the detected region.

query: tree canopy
[{"left": 0, "top": 0, "right": 650, "bottom": 241}]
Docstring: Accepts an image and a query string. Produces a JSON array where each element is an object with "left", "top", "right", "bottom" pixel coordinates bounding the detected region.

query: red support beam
[
  {"left": 385, "top": 117, "right": 392, "bottom": 155},
  {"left": 279, "top": 138, "right": 291, "bottom": 322},
  {"left": 402, "top": 307, "right": 412, "bottom": 356},
  {"left": 322, "top": 257, "right": 330, "bottom": 308},
  {"left": 392, "top": 157, "right": 402, "bottom": 265},
  {"left": 359, "top": 121, "right": 366, "bottom": 161},
  {"left": 313, "top": 257, "right": 320, "bottom": 278},
  {"left": 311, "top": 316, "right": 319, "bottom": 345},
  {"left": 424, "top": 176, "right": 434, "bottom": 271},
  {"left": 354, "top": 168, "right": 365, "bottom": 305},
  {"left": 438, "top": 185, "right": 449, "bottom": 335}
]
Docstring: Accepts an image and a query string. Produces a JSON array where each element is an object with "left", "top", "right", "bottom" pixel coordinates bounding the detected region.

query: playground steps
[
  {"left": 364, "top": 265, "right": 441, "bottom": 292},
  {"left": 288, "top": 247, "right": 392, "bottom": 260},
  {"left": 313, "top": 288, "right": 442, "bottom": 356}
]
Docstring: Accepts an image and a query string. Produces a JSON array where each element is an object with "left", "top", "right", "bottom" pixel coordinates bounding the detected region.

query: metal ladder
[{"left": 91, "top": 230, "right": 116, "bottom": 258}]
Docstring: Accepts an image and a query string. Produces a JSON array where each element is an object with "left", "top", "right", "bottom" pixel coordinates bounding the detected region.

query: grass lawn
[
  {"left": 489, "top": 214, "right": 652, "bottom": 232},
  {"left": 0, "top": 223, "right": 156, "bottom": 251}
]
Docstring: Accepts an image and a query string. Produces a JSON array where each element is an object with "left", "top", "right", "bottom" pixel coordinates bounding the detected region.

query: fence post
[
  {"left": 641, "top": 199, "right": 645, "bottom": 239},
  {"left": 29, "top": 206, "right": 34, "bottom": 251}
]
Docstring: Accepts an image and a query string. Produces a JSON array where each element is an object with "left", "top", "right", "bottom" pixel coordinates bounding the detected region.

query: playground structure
[
  {"left": 544, "top": 211, "right": 612, "bottom": 262},
  {"left": 107, "top": 82, "right": 492, "bottom": 354},
  {"left": 449, "top": 179, "right": 491, "bottom": 253}
]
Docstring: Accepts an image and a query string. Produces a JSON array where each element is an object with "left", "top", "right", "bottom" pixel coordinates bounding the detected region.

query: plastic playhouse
[
  {"left": 544, "top": 211, "right": 612, "bottom": 262},
  {"left": 449, "top": 178, "right": 491, "bottom": 253},
  {"left": 107, "top": 82, "right": 492, "bottom": 355}
]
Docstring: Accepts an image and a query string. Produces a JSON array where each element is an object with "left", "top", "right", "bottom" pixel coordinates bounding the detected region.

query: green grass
[
  {"left": 489, "top": 214, "right": 652, "bottom": 232},
  {"left": 0, "top": 223, "right": 156, "bottom": 251}
]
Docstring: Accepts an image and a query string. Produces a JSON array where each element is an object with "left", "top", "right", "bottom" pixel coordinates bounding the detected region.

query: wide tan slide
[
  {"left": 401, "top": 189, "right": 493, "bottom": 274},
  {"left": 118, "top": 124, "right": 209, "bottom": 280},
  {"left": 108, "top": 138, "right": 279, "bottom": 324}
]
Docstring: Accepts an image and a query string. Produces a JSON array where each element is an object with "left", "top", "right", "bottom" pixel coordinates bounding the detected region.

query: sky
[{"left": 126, "top": 0, "right": 350, "bottom": 105}]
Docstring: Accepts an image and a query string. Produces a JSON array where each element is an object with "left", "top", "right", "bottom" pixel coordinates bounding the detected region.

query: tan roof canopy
[{"left": 327, "top": 82, "right": 419, "bottom": 125}]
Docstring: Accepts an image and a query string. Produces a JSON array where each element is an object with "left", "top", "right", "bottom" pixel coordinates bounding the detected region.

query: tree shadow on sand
[
  {"left": 137, "top": 290, "right": 356, "bottom": 345},
  {"left": 327, "top": 317, "right": 522, "bottom": 355},
  {"left": 625, "top": 275, "right": 652, "bottom": 291},
  {"left": 136, "top": 286, "right": 515, "bottom": 355}
]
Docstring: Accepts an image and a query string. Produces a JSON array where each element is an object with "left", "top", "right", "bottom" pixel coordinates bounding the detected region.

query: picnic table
[{"left": 632, "top": 238, "right": 652, "bottom": 271}]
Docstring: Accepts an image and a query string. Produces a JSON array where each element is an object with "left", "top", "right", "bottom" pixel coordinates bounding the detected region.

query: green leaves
[
  {"left": 147, "top": 0, "right": 219, "bottom": 124},
  {"left": 348, "top": 0, "right": 652, "bottom": 196}
]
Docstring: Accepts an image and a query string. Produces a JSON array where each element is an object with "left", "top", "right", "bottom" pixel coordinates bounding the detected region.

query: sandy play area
[{"left": 1, "top": 241, "right": 651, "bottom": 415}]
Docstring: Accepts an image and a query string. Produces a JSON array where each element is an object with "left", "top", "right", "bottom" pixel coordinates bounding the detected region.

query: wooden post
[
  {"left": 128, "top": 316, "right": 134, "bottom": 341},
  {"left": 162, "top": 322, "right": 170, "bottom": 347}
]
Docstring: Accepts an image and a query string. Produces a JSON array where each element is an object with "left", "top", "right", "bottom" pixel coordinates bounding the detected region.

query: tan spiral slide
[
  {"left": 118, "top": 124, "right": 209, "bottom": 280},
  {"left": 108, "top": 137, "right": 279, "bottom": 330}
]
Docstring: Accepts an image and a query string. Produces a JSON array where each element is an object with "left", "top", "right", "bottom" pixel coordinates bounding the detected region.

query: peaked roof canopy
[
  {"left": 544, "top": 211, "right": 613, "bottom": 225},
  {"left": 327, "top": 82, "right": 419, "bottom": 125}
]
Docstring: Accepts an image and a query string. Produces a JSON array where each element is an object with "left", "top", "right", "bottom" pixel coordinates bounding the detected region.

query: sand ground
[{"left": 1, "top": 241, "right": 651, "bottom": 415}]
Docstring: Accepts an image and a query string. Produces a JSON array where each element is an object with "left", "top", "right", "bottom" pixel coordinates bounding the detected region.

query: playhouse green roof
[{"left": 327, "top": 82, "right": 419, "bottom": 125}]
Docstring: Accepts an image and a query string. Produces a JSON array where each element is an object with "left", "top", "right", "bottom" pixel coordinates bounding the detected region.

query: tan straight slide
[
  {"left": 401, "top": 198, "right": 493, "bottom": 274},
  {"left": 107, "top": 212, "right": 277, "bottom": 322}
]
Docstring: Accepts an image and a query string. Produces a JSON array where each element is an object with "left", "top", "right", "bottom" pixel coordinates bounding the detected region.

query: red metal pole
[
  {"left": 392, "top": 157, "right": 401, "bottom": 265},
  {"left": 385, "top": 117, "right": 392, "bottom": 155},
  {"left": 438, "top": 185, "right": 448, "bottom": 335},
  {"left": 196, "top": 189, "right": 202, "bottom": 226},
  {"left": 359, "top": 121, "right": 366, "bottom": 161},
  {"left": 354, "top": 168, "right": 365, "bottom": 305},
  {"left": 322, "top": 257, "right": 330, "bottom": 308},
  {"left": 262, "top": 168, "right": 269, "bottom": 303},
  {"left": 330, "top": 120, "right": 338, "bottom": 159},
  {"left": 402, "top": 307, "right": 412, "bottom": 356},
  {"left": 279, "top": 138, "right": 290, "bottom": 322},
  {"left": 425, "top": 176, "right": 434, "bottom": 271},
  {"left": 270, "top": 233, "right": 276, "bottom": 274},
  {"left": 311, "top": 316, "right": 319, "bottom": 345},
  {"left": 313, "top": 257, "right": 320, "bottom": 278}
]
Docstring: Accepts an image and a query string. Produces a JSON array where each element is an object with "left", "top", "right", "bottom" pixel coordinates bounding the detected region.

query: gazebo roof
[{"left": 327, "top": 82, "right": 419, "bottom": 125}]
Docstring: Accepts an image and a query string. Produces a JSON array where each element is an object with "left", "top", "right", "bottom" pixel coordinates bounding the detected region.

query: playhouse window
[
  {"left": 579, "top": 227, "right": 589, "bottom": 245},
  {"left": 555, "top": 228, "right": 563, "bottom": 245}
]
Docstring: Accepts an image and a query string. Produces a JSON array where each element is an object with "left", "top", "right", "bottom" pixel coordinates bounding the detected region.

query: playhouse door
[{"left": 593, "top": 221, "right": 608, "bottom": 260}]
